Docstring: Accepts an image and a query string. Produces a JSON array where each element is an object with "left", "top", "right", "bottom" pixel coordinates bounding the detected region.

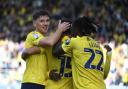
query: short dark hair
[
  {"left": 61, "top": 19, "right": 72, "bottom": 35},
  {"left": 71, "top": 16, "right": 97, "bottom": 37},
  {"left": 33, "top": 10, "right": 50, "bottom": 20}
]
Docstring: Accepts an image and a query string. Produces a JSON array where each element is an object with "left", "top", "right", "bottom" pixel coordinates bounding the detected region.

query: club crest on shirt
[
  {"left": 65, "top": 39, "right": 70, "bottom": 45},
  {"left": 33, "top": 34, "right": 39, "bottom": 39}
]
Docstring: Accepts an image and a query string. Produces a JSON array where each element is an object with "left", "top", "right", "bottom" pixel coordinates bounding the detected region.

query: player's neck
[{"left": 35, "top": 29, "right": 46, "bottom": 35}]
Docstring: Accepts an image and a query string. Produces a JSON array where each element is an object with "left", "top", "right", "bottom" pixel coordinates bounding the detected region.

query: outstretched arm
[
  {"left": 104, "top": 45, "right": 112, "bottom": 79},
  {"left": 35, "top": 21, "right": 70, "bottom": 47}
]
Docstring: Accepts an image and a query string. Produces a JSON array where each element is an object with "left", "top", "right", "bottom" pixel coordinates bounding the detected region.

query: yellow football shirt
[
  {"left": 62, "top": 36, "right": 106, "bottom": 89},
  {"left": 45, "top": 36, "right": 73, "bottom": 89},
  {"left": 22, "top": 31, "right": 48, "bottom": 85}
]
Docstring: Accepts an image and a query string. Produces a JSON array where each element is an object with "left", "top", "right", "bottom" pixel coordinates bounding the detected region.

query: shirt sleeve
[
  {"left": 32, "top": 36, "right": 44, "bottom": 46},
  {"left": 25, "top": 32, "right": 44, "bottom": 48},
  {"left": 104, "top": 51, "right": 112, "bottom": 79},
  {"left": 25, "top": 32, "right": 36, "bottom": 48},
  {"left": 62, "top": 39, "right": 73, "bottom": 57}
]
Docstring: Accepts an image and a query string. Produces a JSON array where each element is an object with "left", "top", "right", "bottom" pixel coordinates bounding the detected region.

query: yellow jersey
[
  {"left": 22, "top": 31, "right": 48, "bottom": 85},
  {"left": 45, "top": 36, "right": 73, "bottom": 89},
  {"left": 62, "top": 36, "right": 106, "bottom": 89}
]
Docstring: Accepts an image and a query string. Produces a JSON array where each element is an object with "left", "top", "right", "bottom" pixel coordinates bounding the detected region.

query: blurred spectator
[
  {"left": 0, "top": 0, "right": 128, "bottom": 44},
  {"left": 0, "top": 40, "right": 25, "bottom": 89},
  {"left": 122, "top": 56, "right": 128, "bottom": 86}
]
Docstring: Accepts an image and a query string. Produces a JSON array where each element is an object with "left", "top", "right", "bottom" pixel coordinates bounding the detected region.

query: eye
[
  {"left": 40, "top": 20, "right": 44, "bottom": 22},
  {"left": 46, "top": 19, "right": 50, "bottom": 22}
]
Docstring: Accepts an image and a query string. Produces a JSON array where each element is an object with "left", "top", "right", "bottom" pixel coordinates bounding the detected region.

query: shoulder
[
  {"left": 62, "top": 36, "right": 70, "bottom": 43},
  {"left": 70, "top": 36, "right": 81, "bottom": 43},
  {"left": 63, "top": 37, "right": 77, "bottom": 46},
  {"left": 26, "top": 31, "right": 44, "bottom": 40},
  {"left": 71, "top": 37, "right": 78, "bottom": 41}
]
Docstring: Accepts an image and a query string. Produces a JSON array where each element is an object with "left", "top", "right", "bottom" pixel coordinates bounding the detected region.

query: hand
[
  {"left": 21, "top": 51, "right": 29, "bottom": 60},
  {"left": 104, "top": 45, "right": 112, "bottom": 52},
  {"left": 49, "top": 69, "right": 61, "bottom": 81},
  {"left": 57, "top": 20, "right": 71, "bottom": 32}
]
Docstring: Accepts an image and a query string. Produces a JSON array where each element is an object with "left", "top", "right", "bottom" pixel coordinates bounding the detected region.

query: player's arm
[
  {"left": 53, "top": 39, "right": 72, "bottom": 57},
  {"left": 21, "top": 46, "right": 41, "bottom": 61},
  {"left": 104, "top": 45, "right": 112, "bottom": 79},
  {"left": 34, "top": 21, "right": 70, "bottom": 47},
  {"left": 49, "top": 69, "right": 61, "bottom": 81},
  {"left": 52, "top": 41, "right": 65, "bottom": 57}
]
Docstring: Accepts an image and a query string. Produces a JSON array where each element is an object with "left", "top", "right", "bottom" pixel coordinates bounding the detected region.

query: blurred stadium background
[{"left": 0, "top": 0, "right": 128, "bottom": 89}]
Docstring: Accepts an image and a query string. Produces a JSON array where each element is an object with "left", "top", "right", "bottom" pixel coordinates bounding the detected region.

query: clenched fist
[{"left": 49, "top": 69, "right": 61, "bottom": 81}]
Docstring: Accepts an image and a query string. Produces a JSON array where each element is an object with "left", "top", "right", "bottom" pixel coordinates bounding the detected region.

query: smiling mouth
[{"left": 43, "top": 26, "right": 48, "bottom": 29}]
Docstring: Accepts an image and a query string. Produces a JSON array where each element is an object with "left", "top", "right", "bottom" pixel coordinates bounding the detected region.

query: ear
[{"left": 33, "top": 21, "right": 36, "bottom": 27}]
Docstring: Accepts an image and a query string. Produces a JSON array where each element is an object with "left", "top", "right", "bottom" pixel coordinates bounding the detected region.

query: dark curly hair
[{"left": 71, "top": 16, "right": 97, "bottom": 37}]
